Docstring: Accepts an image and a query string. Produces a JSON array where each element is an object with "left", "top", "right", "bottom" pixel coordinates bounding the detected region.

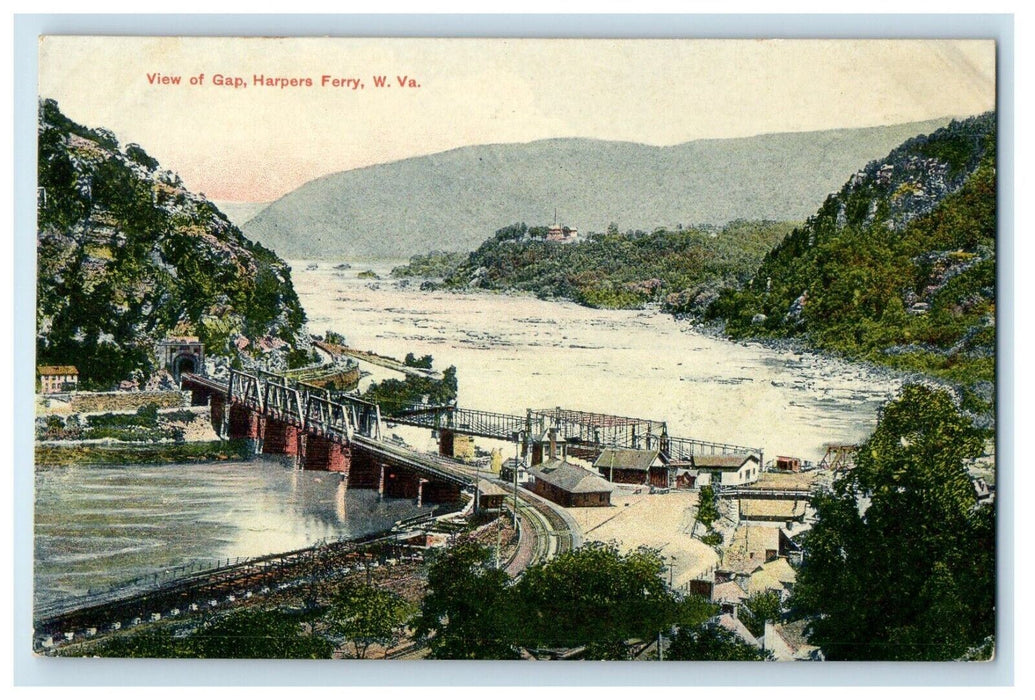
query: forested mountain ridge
[
  {"left": 242, "top": 119, "right": 954, "bottom": 259},
  {"left": 36, "top": 99, "right": 307, "bottom": 388},
  {"left": 710, "top": 113, "right": 996, "bottom": 415}
]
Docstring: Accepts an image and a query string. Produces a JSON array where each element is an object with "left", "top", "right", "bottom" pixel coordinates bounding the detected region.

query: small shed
[
  {"left": 667, "top": 460, "right": 698, "bottom": 489},
  {"left": 594, "top": 447, "right": 669, "bottom": 488},
  {"left": 528, "top": 459, "right": 613, "bottom": 508},
  {"left": 475, "top": 479, "right": 509, "bottom": 513}
]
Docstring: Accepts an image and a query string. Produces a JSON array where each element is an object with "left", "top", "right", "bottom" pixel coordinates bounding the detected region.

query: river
[
  {"left": 295, "top": 260, "right": 904, "bottom": 462},
  {"left": 34, "top": 257, "right": 905, "bottom": 611}
]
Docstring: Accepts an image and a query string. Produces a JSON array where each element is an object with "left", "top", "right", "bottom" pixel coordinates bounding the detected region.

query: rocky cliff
[{"left": 36, "top": 99, "right": 308, "bottom": 388}]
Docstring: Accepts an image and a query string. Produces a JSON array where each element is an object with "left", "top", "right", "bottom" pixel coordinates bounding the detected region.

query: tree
[
  {"left": 328, "top": 582, "right": 413, "bottom": 658},
  {"left": 666, "top": 623, "right": 771, "bottom": 661},
  {"left": 87, "top": 625, "right": 194, "bottom": 658},
  {"left": 697, "top": 485, "right": 719, "bottom": 528},
  {"left": 413, "top": 539, "right": 519, "bottom": 659},
  {"left": 512, "top": 543, "right": 714, "bottom": 659},
  {"left": 740, "top": 591, "right": 782, "bottom": 638},
  {"left": 190, "top": 608, "right": 333, "bottom": 659},
  {"left": 789, "top": 384, "right": 993, "bottom": 660}
]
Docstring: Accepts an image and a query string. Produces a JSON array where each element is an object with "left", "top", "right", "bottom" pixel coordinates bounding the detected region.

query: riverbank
[
  {"left": 43, "top": 510, "right": 516, "bottom": 659},
  {"left": 34, "top": 439, "right": 254, "bottom": 466}
]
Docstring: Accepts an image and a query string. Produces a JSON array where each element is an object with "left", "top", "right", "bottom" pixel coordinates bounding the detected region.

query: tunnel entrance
[
  {"left": 158, "top": 337, "right": 205, "bottom": 383},
  {"left": 171, "top": 353, "right": 198, "bottom": 382}
]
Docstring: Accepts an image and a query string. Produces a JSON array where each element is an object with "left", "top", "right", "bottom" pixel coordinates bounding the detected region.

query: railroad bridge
[
  {"left": 182, "top": 370, "right": 763, "bottom": 504},
  {"left": 390, "top": 404, "right": 763, "bottom": 466},
  {"left": 181, "top": 370, "right": 467, "bottom": 504}
]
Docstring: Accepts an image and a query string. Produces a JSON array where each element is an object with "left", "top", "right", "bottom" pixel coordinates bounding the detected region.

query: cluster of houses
[
  {"left": 501, "top": 427, "right": 786, "bottom": 513},
  {"left": 486, "top": 427, "right": 821, "bottom": 660},
  {"left": 701, "top": 520, "right": 822, "bottom": 661}
]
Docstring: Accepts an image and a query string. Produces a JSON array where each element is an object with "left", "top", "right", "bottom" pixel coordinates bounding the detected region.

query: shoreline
[
  {"left": 388, "top": 276, "right": 966, "bottom": 407},
  {"left": 34, "top": 439, "right": 254, "bottom": 467}
]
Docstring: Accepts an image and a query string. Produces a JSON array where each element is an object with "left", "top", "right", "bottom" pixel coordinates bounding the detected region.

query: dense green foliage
[
  {"left": 789, "top": 384, "right": 994, "bottom": 660},
  {"left": 740, "top": 591, "right": 783, "bottom": 638},
  {"left": 696, "top": 485, "right": 720, "bottom": 528},
  {"left": 513, "top": 542, "right": 715, "bottom": 658},
  {"left": 86, "top": 608, "right": 333, "bottom": 659},
  {"left": 361, "top": 365, "right": 458, "bottom": 415},
  {"left": 712, "top": 114, "right": 996, "bottom": 416},
  {"left": 328, "top": 582, "right": 414, "bottom": 658},
  {"left": 415, "top": 539, "right": 716, "bottom": 660},
  {"left": 443, "top": 220, "right": 796, "bottom": 310},
  {"left": 666, "top": 624, "right": 771, "bottom": 661},
  {"left": 37, "top": 99, "right": 307, "bottom": 388},
  {"left": 414, "top": 539, "right": 520, "bottom": 659},
  {"left": 36, "top": 403, "right": 196, "bottom": 442},
  {"left": 35, "top": 439, "right": 254, "bottom": 466},
  {"left": 403, "top": 353, "right": 434, "bottom": 369},
  {"left": 391, "top": 250, "right": 467, "bottom": 279}
]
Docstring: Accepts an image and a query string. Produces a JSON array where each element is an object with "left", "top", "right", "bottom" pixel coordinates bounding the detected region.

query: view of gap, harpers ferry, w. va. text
[{"left": 33, "top": 37, "right": 997, "bottom": 661}]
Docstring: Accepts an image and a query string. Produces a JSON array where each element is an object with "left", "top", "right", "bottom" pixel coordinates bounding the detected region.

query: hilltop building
[{"left": 546, "top": 223, "right": 579, "bottom": 244}]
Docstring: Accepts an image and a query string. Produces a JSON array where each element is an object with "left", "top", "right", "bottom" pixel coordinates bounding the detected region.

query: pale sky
[{"left": 38, "top": 37, "right": 996, "bottom": 202}]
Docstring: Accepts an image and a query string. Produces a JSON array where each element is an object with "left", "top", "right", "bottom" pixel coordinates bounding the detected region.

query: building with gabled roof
[
  {"left": 528, "top": 459, "right": 613, "bottom": 508},
  {"left": 37, "top": 365, "right": 79, "bottom": 394},
  {"left": 693, "top": 453, "right": 761, "bottom": 486},
  {"left": 721, "top": 525, "right": 781, "bottom": 574},
  {"left": 739, "top": 499, "right": 808, "bottom": 524},
  {"left": 475, "top": 479, "right": 509, "bottom": 513},
  {"left": 760, "top": 557, "right": 797, "bottom": 587},
  {"left": 714, "top": 613, "right": 762, "bottom": 649},
  {"left": 594, "top": 447, "right": 670, "bottom": 488},
  {"left": 712, "top": 580, "right": 750, "bottom": 614},
  {"left": 746, "top": 565, "right": 790, "bottom": 598},
  {"left": 764, "top": 620, "right": 824, "bottom": 661}
]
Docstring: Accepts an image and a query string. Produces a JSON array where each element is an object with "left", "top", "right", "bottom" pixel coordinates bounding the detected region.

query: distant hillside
[
  {"left": 710, "top": 113, "right": 996, "bottom": 416},
  {"left": 36, "top": 99, "right": 307, "bottom": 388},
  {"left": 242, "top": 119, "right": 955, "bottom": 259}
]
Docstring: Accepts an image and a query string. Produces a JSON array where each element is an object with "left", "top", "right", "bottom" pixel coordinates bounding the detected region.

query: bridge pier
[
  {"left": 227, "top": 404, "right": 264, "bottom": 454},
  {"left": 303, "top": 435, "right": 351, "bottom": 474},
  {"left": 438, "top": 429, "right": 454, "bottom": 457},
  {"left": 263, "top": 418, "right": 302, "bottom": 457},
  {"left": 190, "top": 387, "right": 209, "bottom": 407},
  {"left": 210, "top": 394, "right": 226, "bottom": 438},
  {"left": 348, "top": 450, "right": 380, "bottom": 489}
]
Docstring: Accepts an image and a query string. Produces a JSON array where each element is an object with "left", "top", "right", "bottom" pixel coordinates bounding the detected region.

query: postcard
[{"left": 32, "top": 36, "right": 997, "bottom": 663}]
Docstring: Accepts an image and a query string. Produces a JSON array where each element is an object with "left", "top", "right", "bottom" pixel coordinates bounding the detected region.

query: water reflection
[{"left": 34, "top": 458, "right": 430, "bottom": 608}]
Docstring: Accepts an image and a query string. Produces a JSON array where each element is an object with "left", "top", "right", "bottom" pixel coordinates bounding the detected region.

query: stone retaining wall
[{"left": 67, "top": 390, "right": 189, "bottom": 413}]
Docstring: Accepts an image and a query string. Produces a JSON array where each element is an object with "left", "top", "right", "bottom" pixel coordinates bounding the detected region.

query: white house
[{"left": 692, "top": 453, "right": 761, "bottom": 487}]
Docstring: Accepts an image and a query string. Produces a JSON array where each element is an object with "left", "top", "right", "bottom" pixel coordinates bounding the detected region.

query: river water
[
  {"left": 34, "top": 460, "right": 433, "bottom": 610},
  {"left": 295, "top": 260, "right": 904, "bottom": 462},
  {"left": 34, "top": 258, "right": 905, "bottom": 611}
]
